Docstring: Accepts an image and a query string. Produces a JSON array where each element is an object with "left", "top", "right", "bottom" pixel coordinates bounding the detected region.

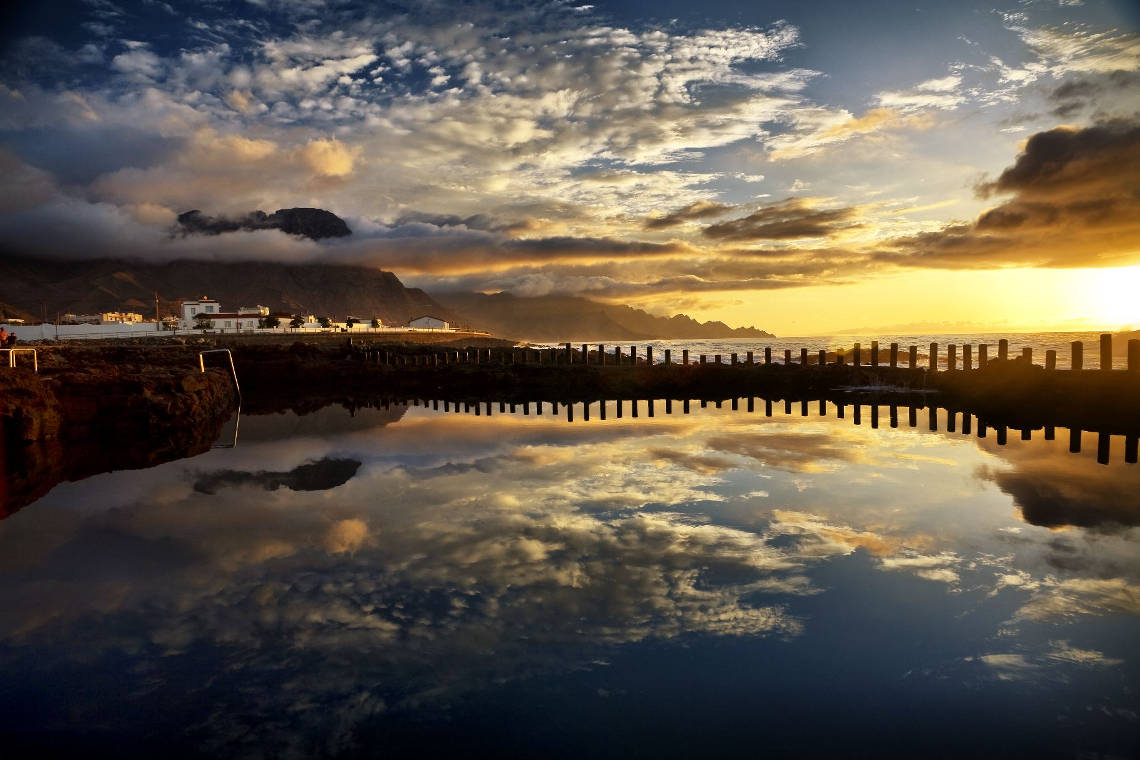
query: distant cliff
[
  {"left": 0, "top": 256, "right": 450, "bottom": 325},
  {"left": 175, "top": 208, "right": 352, "bottom": 240},
  {"left": 437, "top": 292, "right": 774, "bottom": 341}
]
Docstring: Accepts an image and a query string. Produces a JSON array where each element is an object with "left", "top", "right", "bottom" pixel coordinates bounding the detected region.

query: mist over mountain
[
  {"left": 0, "top": 256, "right": 449, "bottom": 324},
  {"left": 437, "top": 292, "right": 775, "bottom": 341}
]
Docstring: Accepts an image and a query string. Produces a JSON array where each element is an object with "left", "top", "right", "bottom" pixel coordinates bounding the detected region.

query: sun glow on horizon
[{"left": 1076, "top": 266, "right": 1140, "bottom": 331}]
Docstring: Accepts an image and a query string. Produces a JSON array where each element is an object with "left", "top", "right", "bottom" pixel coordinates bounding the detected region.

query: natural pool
[{"left": 2, "top": 400, "right": 1138, "bottom": 758}]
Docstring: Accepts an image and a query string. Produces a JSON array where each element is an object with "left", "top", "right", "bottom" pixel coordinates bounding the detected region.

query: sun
[{"left": 1082, "top": 266, "right": 1140, "bottom": 330}]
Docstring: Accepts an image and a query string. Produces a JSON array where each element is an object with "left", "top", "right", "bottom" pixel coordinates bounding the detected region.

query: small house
[{"left": 408, "top": 315, "right": 449, "bottom": 330}]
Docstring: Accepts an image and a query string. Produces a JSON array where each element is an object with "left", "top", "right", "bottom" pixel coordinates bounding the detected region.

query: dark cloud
[
  {"left": 394, "top": 210, "right": 538, "bottom": 235},
  {"left": 0, "top": 125, "right": 182, "bottom": 184},
  {"left": 644, "top": 200, "right": 734, "bottom": 230},
  {"left": 1048, "top": 71, "right": 1140, "bottom": 117},
  {"left": 877, "top": 119, "right": 1140, "bottom": 269},
  {"left": 702, "top": 198, "right": 861, "bottom": 241}
]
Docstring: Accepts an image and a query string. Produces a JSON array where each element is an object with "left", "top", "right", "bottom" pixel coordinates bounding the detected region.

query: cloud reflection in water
[{"left": 0, "top": 401, "right": 1137, "bottom": 755}]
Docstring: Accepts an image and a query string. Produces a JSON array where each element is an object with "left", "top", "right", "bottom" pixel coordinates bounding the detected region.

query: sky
[{"left": 1, "top": 0, "right": 1138, "bottom": 335}]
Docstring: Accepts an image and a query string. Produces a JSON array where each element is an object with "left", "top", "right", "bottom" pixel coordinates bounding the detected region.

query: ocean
[{"left": 534, "top": 330, "right": 1135, "bottom": 369}]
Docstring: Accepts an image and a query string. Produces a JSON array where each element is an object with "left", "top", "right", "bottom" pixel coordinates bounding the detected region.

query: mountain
[
  {"left": 437, "top": 292, "right": 774, "bottom": 341},
  {"left": 176, "top": 208, "right": 352, "bottom": 240},
  {"left": 0, "top": 256, "right": 450, "bottom": 325}
]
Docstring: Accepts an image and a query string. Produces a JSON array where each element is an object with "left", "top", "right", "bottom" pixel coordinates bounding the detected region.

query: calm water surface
[{"left": 1, "top": 401, "right": 1138, "bottom": 758}]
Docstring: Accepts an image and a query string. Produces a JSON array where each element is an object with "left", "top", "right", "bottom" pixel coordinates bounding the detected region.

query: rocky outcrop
[
  {"left": 1, "top": 347, "right": 239, "bottom": 516},
  {"left": 436, "top": 291, "right": 775, "bottom": 341},
  {"left": 176, "top": 207, "right": 352, "bottom": 240}
]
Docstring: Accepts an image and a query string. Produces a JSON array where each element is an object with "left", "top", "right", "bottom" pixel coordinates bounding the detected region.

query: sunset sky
[{"left": 1, "top": 0, "right": 1138, "bottom": 335}]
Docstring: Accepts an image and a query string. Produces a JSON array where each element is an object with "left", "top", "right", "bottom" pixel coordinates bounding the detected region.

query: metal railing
[
  {"left": 1, "top": 348, "right": 37, "bottom": 372},
  {"left": 199, "top": 349, "right": 241, "bottom": 401}
]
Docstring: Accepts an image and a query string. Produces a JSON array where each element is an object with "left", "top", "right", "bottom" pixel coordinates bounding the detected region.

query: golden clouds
[
  {"left": 880, "top": 119, "right": 1140, "bottom": 269},
  {"left": 300, "top": 137, "right": 358, "bottom": 177}
]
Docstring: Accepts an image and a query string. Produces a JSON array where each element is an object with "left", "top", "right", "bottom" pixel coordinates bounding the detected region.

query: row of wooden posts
[
  {"left": 360, "top": 333, "right": 1140, "bottom": 372},
  {"left": 376, "top": 396, "right": 1138, "bottom": 465}
]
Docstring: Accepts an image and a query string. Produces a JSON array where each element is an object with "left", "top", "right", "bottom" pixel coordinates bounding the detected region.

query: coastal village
[{"left": 1, "top": 296, "right": 458, "bottom": 340}]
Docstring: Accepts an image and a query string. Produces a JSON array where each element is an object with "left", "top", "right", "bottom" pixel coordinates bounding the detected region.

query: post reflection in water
[{"left": 1, "top": 396, "right": 1138, "bottom": 758}]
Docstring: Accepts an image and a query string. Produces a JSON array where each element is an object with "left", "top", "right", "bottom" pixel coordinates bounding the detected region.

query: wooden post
[
  {"left": 731, "top": 353, "right": 738, "bottom": 365},
  {"left": 996, "top": 426, "right": 1007, "bottom": 446},
  {"left": 732, "top": 397, "right": 738, "bottom": 410},
  {"left": 630, "top": 345, "right": 637, "bottom": 365},
  {"left": 598, "top": 344, "right": 605, "bottom": 366},
  {"left": 615, "top": 345, "right": 622, "bottom": 365},
  {"left": 747, "top": 350, "right": 754, "bottom": 364},
  {"left": 1046, "top": 350, "right": 1057, "bottom": 371},
  {"left": 947, "top": 411, "right": 956, "bottom": 433},
  {"left": 765, "top": 399, "right": 772, "bottom": 417},
  {"left": 784, "top": 349, "right": 792, "bottom": 365},
  {"left": 818, "top": 349, "right": 826, "bottom": 366},
  {"left": 665, "top": 398, "right": 672, "bottom": 414},
  {"left": 962, "top": 344, "right": 972, "bottom": 370},
  {"left": 836, "top": 402, "right": 844, "bottom": 419},
  {"left": 646, "top": 346, "right": 653, "bottom": 364},
  {"left": 764, "top": 347, "right": 772, "bottom": 365},
  {"left": 962, "top": 414, "right": 972, "bottom": 435},
  {"left": 715, "top": 354, "right": 722, "bottom": 364},
  {"left": 929, "top": 407, "right": 938, "bottom": 432},
  {"left": 1021, "top": 347, "right": 1032, "bottom": 364},
  {"left": 909, "top": 406, "right": 917, "bottom": 427},
  {"left": 1129, "top": 340, "right": 1140, "bottom": 372},
  {"left": 889, "top": 405, "right": 898, "bottom": 428},
  {"left": 978, "top": 344, "right": 987, "bottom": 367},
  {"left": 1071, "top": 341, "right": 1083, "bottom": 371},
  {"left": 910, "top": 346, "right": 918, "bottom": 368},
  {"left": 871, "top": 405, "right": 878, "bottom": 428},
  {"left": 853, "top": 342, "right": 861, "bottom": 367},
  {"left": 1069, "top": 428, "right": 1081, "bottom": 453},
  {"left": 929, "top": 342, "right": 938, "bottom": 371},
  {"left": 664, "top": 349, "right": 671, "bottom": 365},
  {"left": 818, "top": 398, "right": 825, "bottom": 416},
  {"left": 998, "top": 339, "right": 1008, "bottom": 361},
  {"left": 853, "top": 404, "right": 861, "bottom": 425},
  {"left": 870, "top": 340, "right": 879, "bottom": 368},
  {"left": 1100, "top": 333, "right": 1112, "bottom": 371},
  {"left": 947, "top": 344, "right": 956, "bottom": 371},
  {"left": 682, "top": 349, "right": 689, "bottom": 365},
  {"left": 800, "top": 348, "right": 808, "bottom": 366},
  {"left": 784, "top": 399, "right": 792, "bottom": 415},
  {"left": 582, "top": 343, "right": 588, "bottom": 365},
  {"left": 700, "top": 354, "right": 706, "bottom": 364},
  {"left": 889, "top": 343, "right": 898, "bottom": 368},
  {"left": 801, "top": 400, "right": 808, "bottom": 417},
  {"left": 748, "top": 397, "right": 755, "bottom": 413},
  {"left": 835, "top": 349, "right": 845, "bottom": 366},
  {"left": 1125, "top": 435, "right": 1138, "bottom": 464}
]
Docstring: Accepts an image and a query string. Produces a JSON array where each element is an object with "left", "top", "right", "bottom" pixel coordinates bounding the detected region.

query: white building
[
  {"left": 180, "top": 298, "right": 271, "bottom": 331},
  {"left": 408, "top": 315, "right": 449, "bottom": 330}
]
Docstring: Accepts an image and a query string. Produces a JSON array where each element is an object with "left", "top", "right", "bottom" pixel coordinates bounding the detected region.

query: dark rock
[{"left": 175, "top": 207, "right": 351, "bottom": 240}]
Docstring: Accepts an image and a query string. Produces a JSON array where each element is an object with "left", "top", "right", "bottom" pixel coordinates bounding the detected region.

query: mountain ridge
[
  {"left": 436, "top": 291, "right": 775, "bottom": 341},
  {"left": 0, "top": 256, "right": 451, "bottom": 325}
]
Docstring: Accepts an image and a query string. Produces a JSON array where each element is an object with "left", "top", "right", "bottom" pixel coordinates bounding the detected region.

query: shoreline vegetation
[{"left": 3, "top": 334, "right": 1139, "bottom": 516}]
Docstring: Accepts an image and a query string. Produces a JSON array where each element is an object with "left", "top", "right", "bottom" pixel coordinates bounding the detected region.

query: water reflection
[{"left": 1, "top": 401, "right": 1137, "bottom": 757}]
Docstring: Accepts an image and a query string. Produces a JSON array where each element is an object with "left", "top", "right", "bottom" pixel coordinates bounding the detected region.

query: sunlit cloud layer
[{"left": 1, "top": 0, "right": 1138, "bottom": 318}]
